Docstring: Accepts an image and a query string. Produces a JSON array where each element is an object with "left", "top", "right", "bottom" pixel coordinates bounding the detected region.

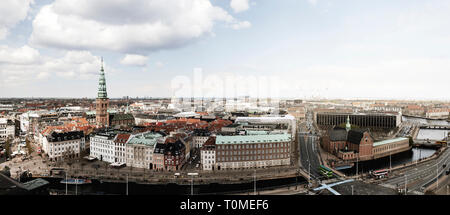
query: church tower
[
  {"left": 345, "top": 115, "right": 351, "bottom": 132},
  {"left": 96, "top": 58, "right": 109, "bottom": 127}
]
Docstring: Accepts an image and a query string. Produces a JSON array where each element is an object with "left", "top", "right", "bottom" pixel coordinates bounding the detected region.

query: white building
[
  {"left": 89, "top": 132, "right": 117, "bottom": 163},
  {"left": 426, "top": 108, "right": 449, "bottom": 119},
  {"left": 235, "top": 115, "right": 297, "bottom": 138},
  {"left": 0, "top": 118, "right": 15, "bottom": 142},
  {"left": 42, "top": 131, "right": 85, "bottom": 161},
  {"left": 192, "top": 129, "right": 210, "bottom": 148},
  {"left": 200, "top": 137, "right": 216, "bottom": 171}
]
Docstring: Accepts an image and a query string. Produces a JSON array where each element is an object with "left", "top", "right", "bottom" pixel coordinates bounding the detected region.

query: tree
[
  {"left": 408, "top": 136, "right": 414, "bottom": 146},
  {"left": 25, "top": 138, "right": 33, "bottom": 154},
  {"left": 1, "top": 166, "right": 11, "bottom": 177},
  {"left": 4, "top": 138, "right": 12, "bottom": 159}
]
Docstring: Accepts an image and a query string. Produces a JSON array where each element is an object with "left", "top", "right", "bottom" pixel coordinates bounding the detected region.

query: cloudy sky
[{"left": 0, "top": 0, "right": 449, "bottom": 100}]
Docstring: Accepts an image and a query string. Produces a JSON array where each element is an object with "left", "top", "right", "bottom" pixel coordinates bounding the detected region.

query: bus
[
  {"left": 370, "top": 169, "right": 389, "bottom": 179},
  {"left": 318, "top": 165, "right": 334, "bottom": 178}
]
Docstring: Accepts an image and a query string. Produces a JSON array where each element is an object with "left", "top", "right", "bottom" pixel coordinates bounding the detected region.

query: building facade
[
  {"left": 0, "top": 118, "right": 15, "bottom": 142},
  {"left": 215, "top": 132, "right": 291, "bottom": 170},
  {"left": 200, "top": 137, "right": 216, "bottom": 171},
  {"left": 315, "top": 112, "right": 401, "bottom": 128},
  {"left": 43, "top": 131, "right": 85, "bottom": 161},
  {"left": 125, "top": 132, "right": 163, "bottom": 169},
  {"left": 89, "top": 131, "right": 117, "bottom": 163}
]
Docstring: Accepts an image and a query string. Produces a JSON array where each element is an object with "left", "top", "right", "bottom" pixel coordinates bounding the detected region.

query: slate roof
[
  {"left": 164, "top": 140, "right": 185, "bottom": 156},
  {"left": 347, "top": 129, "right": 366, "bottom": 145},
  {"left": 109, "top": 113, "right": 134, "bottom": 121},
  {"left": 154, "top": 143, "right": 166, "bottom": 154},
  {"left": 329, "top": 128, "right": 348, "bottom": 141},
  {"left": 47, "top": 130, "right": 84, "bottom": 142}
]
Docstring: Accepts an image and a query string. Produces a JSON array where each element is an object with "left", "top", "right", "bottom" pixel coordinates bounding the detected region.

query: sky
[{"left": 0, "top": 0, "right": 449, "bottom": 100}]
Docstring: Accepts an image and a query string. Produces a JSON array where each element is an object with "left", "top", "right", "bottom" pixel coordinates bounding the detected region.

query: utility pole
[
  {"left": 126, "top": 174, "right": 128, "bottom": 195},
  {"left": 308, "top": 163, "right": 311, "bottom": 185},
  {"left": 404, "top": 174, "right": 407, "bottom": 195},
  {"left": 65, "top": 171, "right": 68, "bottom": 195},
  {"left": 191, "top": 175, "right": 194, "bottom": 196},
  {"left": 351, "top": 185, "right": 354, "bottom": 195},
  {"left": 254, "top": 169, "right": 256, "bottom": 195},
  {"left": 389, "top": 151, "right": 392, "bottom": 172},
  {"left": 75, "top": 177, "right": 78, "bottom": 196},
  {"left": 436, "top": 162, "right": 439, "bottom": 190},
  {"left": 356, "top": 156, "right": 359, "bottom": 178}
]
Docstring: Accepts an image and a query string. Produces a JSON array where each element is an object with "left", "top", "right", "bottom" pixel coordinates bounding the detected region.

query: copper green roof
[
  {"left": 373, "top": 137, "right": 408, "bottom": 147},
  {"left": 97, "top": 58, "right": 108, "bottom": 99}
]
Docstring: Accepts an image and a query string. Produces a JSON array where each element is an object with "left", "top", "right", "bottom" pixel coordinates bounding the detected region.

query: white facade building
[
  {"left": 200, "top": 137, "right": 216, "bottom": 171},
  {"left": 0, "top": 118, "right": 14, "bottom": 142},
  {"left": 42, "top": 131, "right": 85, "bottom": 161},
  {"left": 90, "top": 132, "right": 117, "bottom": 163}
]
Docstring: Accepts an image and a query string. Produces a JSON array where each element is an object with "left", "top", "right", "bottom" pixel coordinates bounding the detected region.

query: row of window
[
  {"left": 218, "top": 153, "right": 288, "bottom": 162},
  {"left": 218, "top": 148, "right": 288, "bottom": 155},
  {"left": 217, "top": 142, "right": 288, "bottom": 150}
]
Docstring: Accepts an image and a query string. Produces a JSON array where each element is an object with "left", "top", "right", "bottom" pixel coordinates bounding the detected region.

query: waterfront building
[
  {"left": 114, "top": 133, "right": 131, "bottom": 164},
  {"left": 425, "top": 108, "right": 449, "bottom": 119},
  {"left": 125, "top": 132, "right": 164, "bottom": 169},
  {"left": 322, "top": 128, "right": 410, "bottom": 162},
  {"left": 200, "top": 136, "right": 216, "bottom": 171},
  {"left": 215, "top": 131, "right": 291, "bottom": 170},
  {"left": 164, "top": 139, "right": 186, "bottom": 171},
  {"left": 42, "top": 131, "right": 85, "bottom": 161},
  {"left": 89, "top": 131, "right": 117, "bottom": 163},
  {"left": 153, "top": 143, "right": 166, "bottom": 170},
  {"left": 96, "top": 59, "right": 110, "bottom": 128}
]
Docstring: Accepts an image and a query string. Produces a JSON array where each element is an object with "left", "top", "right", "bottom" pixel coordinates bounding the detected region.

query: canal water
[
  {"left": 28, "top": 175, "right": 307, "bottom": 195},
  {"left": 341, "top": 147, "right": 437, "bottom": 176}
]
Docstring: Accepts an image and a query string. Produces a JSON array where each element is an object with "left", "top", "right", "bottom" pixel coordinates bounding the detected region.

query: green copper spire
[
  {"left": 346, "top": 115, "right": 351, "bottom": 132},
  {"left": 97, "top": 57, "right": 108, "bottom": 99}
]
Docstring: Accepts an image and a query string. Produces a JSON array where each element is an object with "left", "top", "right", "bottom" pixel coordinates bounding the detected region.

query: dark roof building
[{"left": 47, "top": 131, "right": 84, "bottom": 142}]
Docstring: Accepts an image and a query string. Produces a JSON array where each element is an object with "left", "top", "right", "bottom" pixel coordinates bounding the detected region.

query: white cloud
[
  {"left": 30, "top": 0, "right": 248, "bottom": 54},
  {"left": 230, "top": 0, "right": 250, "bottom": 13},
  {"left": 307, "top": 0, "right": 318, "bottom": 6},
  {"left": 232, "top": 21, "right": 251, "bottom": 30},
  {"left": 0, "top": 0, "right": 34, "bottom": 40},
  {"left": 0, "top": 45, "right": 41, "bottom": 64},
  {"left": 0, "top": 46, "right": 106, "bottom": 87},
  {"left": 120, "top": 54, "right": 148, "bottom": 67},
  {"left": 155, "top": 61, "right": 164, "bottom": 68}
]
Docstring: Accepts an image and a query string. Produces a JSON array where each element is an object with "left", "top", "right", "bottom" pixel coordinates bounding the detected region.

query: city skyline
[{"left": 0, "top": 0, "right": 449, "bottom": 100}]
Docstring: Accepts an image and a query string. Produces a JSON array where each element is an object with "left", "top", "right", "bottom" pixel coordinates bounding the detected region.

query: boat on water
[{"left": 60, "top": 178, "right": 92, "bottom": 185}]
